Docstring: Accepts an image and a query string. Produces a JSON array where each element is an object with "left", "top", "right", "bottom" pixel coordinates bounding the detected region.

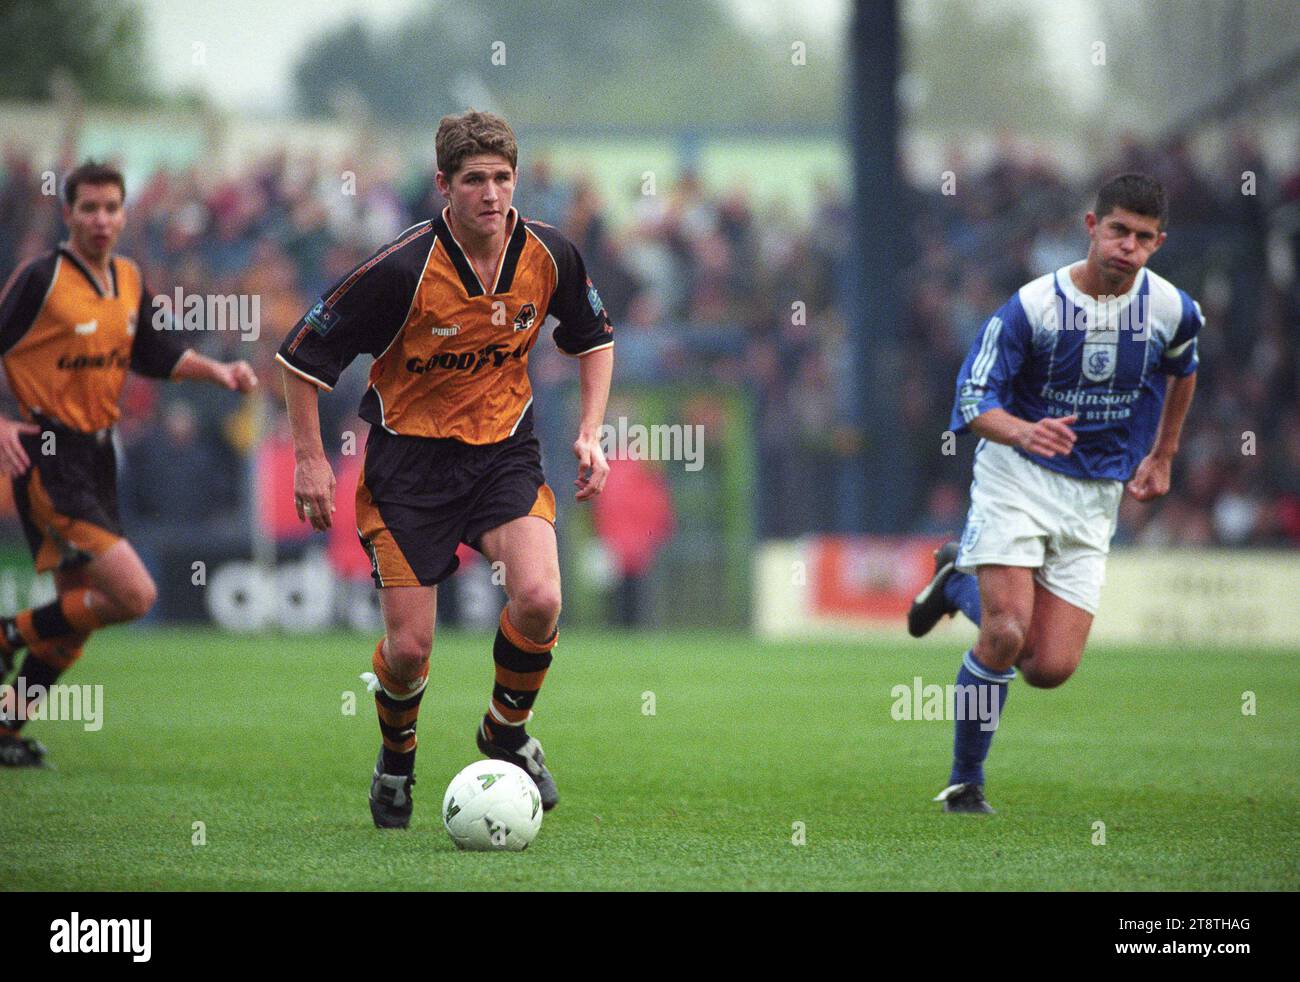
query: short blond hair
[{"left": 435, "top": 110, "right": 518, "bottom": 179}]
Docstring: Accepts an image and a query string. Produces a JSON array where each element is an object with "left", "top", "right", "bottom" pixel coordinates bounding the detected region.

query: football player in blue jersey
[{"left": 907, "top": 174, "right": 1202, "bottom": 813}]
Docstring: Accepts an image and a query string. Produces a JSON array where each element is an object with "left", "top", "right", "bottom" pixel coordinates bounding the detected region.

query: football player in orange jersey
[
  {"left": 0, "top": 161, "right": 258, "bottom": 766},
  {"left": 278, "top": 111, "right": 613, "bottom": 827}
]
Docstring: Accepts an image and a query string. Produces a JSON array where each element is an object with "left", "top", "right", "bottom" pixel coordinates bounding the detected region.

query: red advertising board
[{"left": 808, "top": 535, "right": 950, "bottom": 624}]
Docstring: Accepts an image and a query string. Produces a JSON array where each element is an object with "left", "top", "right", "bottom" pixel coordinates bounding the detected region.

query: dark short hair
[
  {"left": 435, "top": 110, "right": 518, "bottom": 180},
  {"left": 64, "top": 160, "right": 125, "bottom": 206},
  {"left": 1095, "top": 173, "right": 1167, "bottom": 230}
]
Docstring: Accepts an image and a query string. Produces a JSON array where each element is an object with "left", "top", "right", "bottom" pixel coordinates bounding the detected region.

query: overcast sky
[
  {"left": 139, "top": 0, "right": 1102, "bottom": 115},
  {"left": 140, "top": 0, "right": 851, "bottom": 112}
]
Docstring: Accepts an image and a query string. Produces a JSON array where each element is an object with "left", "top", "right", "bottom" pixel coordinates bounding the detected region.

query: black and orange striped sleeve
[
  {"left": 528, "top": 223, "right": 614, "bottom": 357},
  {"left": 276, "top": 222, "right": 433, "bottom": 391},
  {"left": 0, "top": 253, "right": 57, "bottom": 356},
  {"left": 130, "top": 274, "right": 190, "bottom": 379}
]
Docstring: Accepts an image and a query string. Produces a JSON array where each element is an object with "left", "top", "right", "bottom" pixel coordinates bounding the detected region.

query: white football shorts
[{"left": 956, "top": 440, "right": 1124, "bottom": 615}]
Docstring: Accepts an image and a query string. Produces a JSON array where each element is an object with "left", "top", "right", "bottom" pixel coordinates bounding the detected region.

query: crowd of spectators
[
  {"left": 898, "top": 133, "right": 1300, "bottom": 549},
  {"left": 0, "top": 130, "right": 1296, "bottom": 549}
]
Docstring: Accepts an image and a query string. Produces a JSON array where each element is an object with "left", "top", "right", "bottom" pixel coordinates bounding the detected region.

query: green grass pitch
[{"left": 3, "top": 627, "right": 1295, "bottom": 891}]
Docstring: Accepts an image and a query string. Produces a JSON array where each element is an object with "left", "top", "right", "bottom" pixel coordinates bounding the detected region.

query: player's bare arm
[
  {"left": 0, "top": 356, "right": 37, "bottom": 477},
  {"left": 573, "top": 345, "right": 613, "bottom": 500},
  {"left": 171, "top": 349, "right": 259, "bottom": 392},
  {"left": 1128, "top": 370, "right": 1197, "bottom": 502},
  {"left": 0, "top": 414, "right": 40, "bottom": 478},
  {"left": 280, "top": 366, "right": 335, "bottom": 531},
  {"left": 969, "top": 408, "right": 1078, "bottom": 459}
]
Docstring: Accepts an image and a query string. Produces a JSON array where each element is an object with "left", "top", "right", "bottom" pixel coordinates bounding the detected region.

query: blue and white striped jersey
[{"left": 950, "top": 263, "right": 1203, "bottom": 481}]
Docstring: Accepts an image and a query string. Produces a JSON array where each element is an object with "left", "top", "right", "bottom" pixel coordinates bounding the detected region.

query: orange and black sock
[
  {"left": 1, "top": 642, "right": 83, "bottom": 734},
  {"left": 481, "top": 608, "right": 557, "bottom": 752},
  {"left": 370, "top": 639, "right": 428, "bottom": 777},
  {"left": 2, "top": 589, "right": 106, "bottom": 655}
]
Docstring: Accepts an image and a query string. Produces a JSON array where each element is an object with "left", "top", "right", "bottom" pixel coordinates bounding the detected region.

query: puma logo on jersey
[{"left": 74, "top": 320, "right": 98, "bottom": 335}]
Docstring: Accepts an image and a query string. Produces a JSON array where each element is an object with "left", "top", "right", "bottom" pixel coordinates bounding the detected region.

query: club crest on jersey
[
  {"left": 304, "top": 300, "right": 340, "bottom": 336},
  {"left": 586, "top": 279, "right": 604, "bottom": 317},
  {"left": 1082, "top": 342, "right": 1116, "bottom": 382},
  {"left": 513, "top": 303, "right": 537, "bottom": 332}
]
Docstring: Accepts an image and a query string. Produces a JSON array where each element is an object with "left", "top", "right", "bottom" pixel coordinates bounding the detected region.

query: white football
[{"left": 442, "top": 759, "right": 543, "bottom": 851}]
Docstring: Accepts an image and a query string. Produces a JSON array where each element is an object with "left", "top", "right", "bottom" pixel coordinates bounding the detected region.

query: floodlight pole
[{"left": 842, "top": 0, "right": 908, "bottom": 533}]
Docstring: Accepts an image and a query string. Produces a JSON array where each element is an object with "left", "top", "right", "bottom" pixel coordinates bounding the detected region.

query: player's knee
[
  {"left": 980, "top": 613, "right": 1026, "bottom": 662},
  {"left": 384, "top": 632, "right": 432, "bottom": 676},
  {"left": 513, "top": 582, "right": 561, "bottom": 631},
  {"left": 118, "top": 578, "right": 158, "bottom": 621},
  {"left": 1021, "top": 660, "right": 1074, "bottom": 689}
]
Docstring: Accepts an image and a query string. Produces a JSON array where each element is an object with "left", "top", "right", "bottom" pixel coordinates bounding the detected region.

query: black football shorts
[
  {"left": 12, "top": 416, "right": 123, "bottom": 573},
  {"left": 355, "top": 425, "right": 556, "bottom": 588}
]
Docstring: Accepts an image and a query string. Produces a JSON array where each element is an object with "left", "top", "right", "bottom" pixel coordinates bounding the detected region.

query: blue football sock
[
  {"left": 948, "top": 650, "right": 1013, "bottom": 787},
  {"left": 942, "top": 570, "right": 982, "bottom": 626}
]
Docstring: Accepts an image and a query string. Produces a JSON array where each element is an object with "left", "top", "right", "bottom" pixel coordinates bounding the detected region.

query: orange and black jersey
[
  {"left": 276, "top": 207, "right": 614, "bottom": 445},
  {"left": 0, "top": 247, "right": 189, "bottom": 433}
]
